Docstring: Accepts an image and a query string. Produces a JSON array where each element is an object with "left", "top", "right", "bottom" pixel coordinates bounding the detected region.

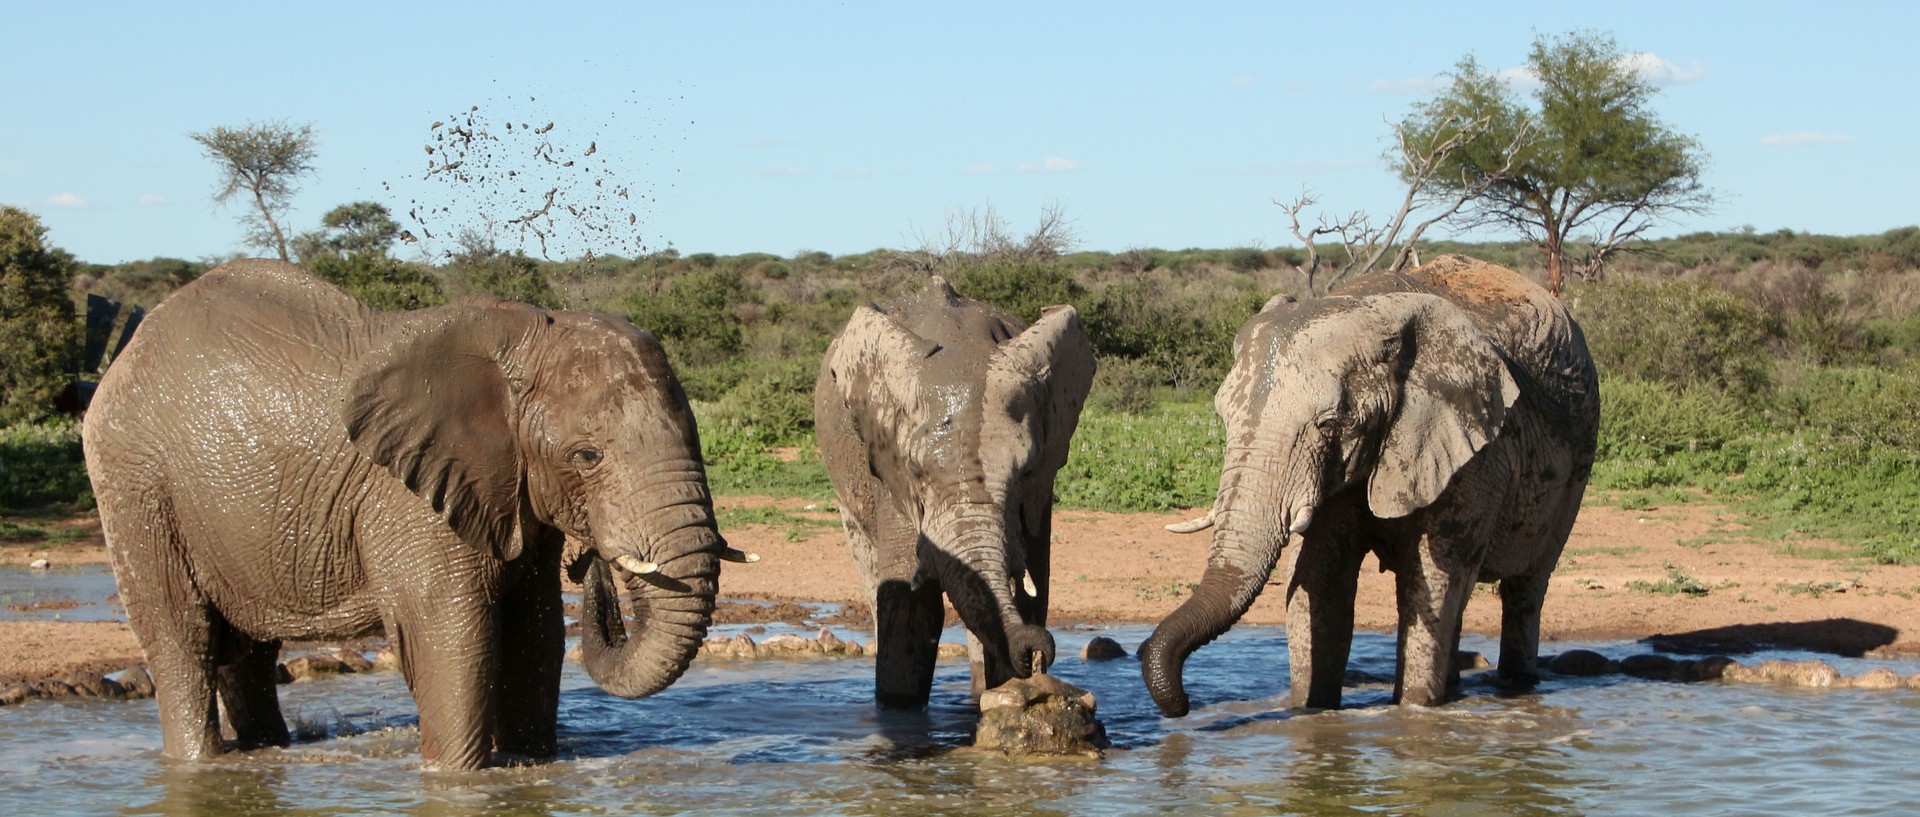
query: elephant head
[
  {"left": 1139, "top": 291, "right": 1519, "bottom": 716},
  {"left": 823, "top": 282, "right": 1094, "bottom": 686},
  {"left": 343, "top": 300, "right": 738, "bottom": 698}
]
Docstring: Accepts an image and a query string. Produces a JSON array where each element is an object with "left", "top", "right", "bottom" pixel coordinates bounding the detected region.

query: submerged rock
[
  {"left": 283, "top": 654, "right": 351, "bottom": 681},
  {"left": 1547, "top": 649, "right": 1612, "bottom": 676},
  {"left": 1080, "top": 637, "right": 1127, "bottom": 660},
  {"left": 1722, "top": 659, "right": 1842, "bottom": 687},
  {"left": 1619, "top": 654, "right": 1679, "bottom": 680},
  {"left": 1848, "top": 667, "right": 1904, "bottom": 689},
  {"left": 974, "top": 672, "right": 1109, "bottom": 758}
]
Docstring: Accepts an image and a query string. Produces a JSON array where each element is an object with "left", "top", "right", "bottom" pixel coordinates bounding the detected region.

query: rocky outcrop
[
  {"left": 973, "top": 672, "right": 1109, "bottom": 758},
  {"left": 1543, "top": 651, "right": 1918, "bottom": 689}
]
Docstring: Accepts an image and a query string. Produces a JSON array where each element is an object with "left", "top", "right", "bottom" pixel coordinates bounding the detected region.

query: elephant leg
[
  {"left": 1495, "top": 571, "right": 1550, "bottom": 689},
  {"left": 1283, "top": 536, "right": 1365, "bottom": 710},
  {"left": 492, "top": 548, "right": 564, "bottom": 761},
  {"left": 872, "top": 577, "right": 945, "bottom": 709},
  {"left": 213, "top": 621, "right": 288, "bottom": 750},
  {"left": 966, "top": 631, "right": 988, "bottom": 701},
  {"left": 389, "top": 600, "right": 498, "bottom": 770},
  {"left": 1393, "top": 540, "right": 1477, "bottom": 707},
  {"left": 105, "top": 504, "right": 224, "bottom": 760}
]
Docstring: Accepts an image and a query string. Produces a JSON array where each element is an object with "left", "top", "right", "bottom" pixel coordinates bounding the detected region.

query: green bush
[
  {"left": 621, "top": 266, "right": 751, "bottom": 368},
  {"left": 0, "top": 207, "right": 80, "bottom": 426},
  {"left": 1091, "top": 356, "right": 1161, "bottom": 415},
  {"left": 1570, "top": 277, "right": 1775, "bottom": 398},
  {"left": 447, "top": 251, "right": 561, "bottom": 309},
  {"left": 307, "top": 253, "right": 446, "bottom": 311},
  {"left": 0, "top": 420, "right": 91, "bottom": 511},
  {"left": 949, "top": 259, "right": 1087, "bottom": 325},
  {"left": 1055, "top": 400, "right": 1222, "bottom": 512}
]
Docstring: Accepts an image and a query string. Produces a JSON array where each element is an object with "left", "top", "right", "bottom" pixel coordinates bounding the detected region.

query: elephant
[
  {"left": 1139, "top": 255, "right": 1599, "bottom": 715},
  {"left": 83, "top": 259, "right": 748, "bottom": 770},
  {"left": 814, "top": 277, "right": 1095, "bottom": 708}
]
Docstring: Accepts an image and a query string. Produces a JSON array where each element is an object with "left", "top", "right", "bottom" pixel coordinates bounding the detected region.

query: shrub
[
  {"left": 1091, "top": 356, "right": 1161, "bottom": 415},
  {"left": 0, "top": 419, "right": 91, "bottom": 510},
  {"left": 621, "top": 266, "right": 751, "bottom": 368},
  {"left": 1569, "top": 277, "right": 1774, "bottom": 398},
  {"left": 306, "top": 253, "right": 445, "bottom": 311},
  {"left": 948, "top": 259, "right": 1087, "bottom": 325},
  {"left": 0, "top": 207, "right": 80, "bottom": 426}
]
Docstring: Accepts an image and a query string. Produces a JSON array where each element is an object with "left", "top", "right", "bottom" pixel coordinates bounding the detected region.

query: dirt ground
[{"left": 6, "top": 497, "right": 1919, "bottom": 683}]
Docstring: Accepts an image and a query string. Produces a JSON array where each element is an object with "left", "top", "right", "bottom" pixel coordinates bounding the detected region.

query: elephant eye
[
  {"left": 1315, "top": 414, "right": 1342, "bottom": 433},
  {"left": 569, "top": 446, "right": 604, "bottom": 469}
]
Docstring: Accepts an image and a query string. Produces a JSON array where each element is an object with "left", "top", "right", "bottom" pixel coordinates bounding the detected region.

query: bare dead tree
[
  {"left": 892, "top": 201, "right": 1080, "bottom": 277},
  {"left": 1278, "top": 113, "right": 1531, "bottom": 298}
]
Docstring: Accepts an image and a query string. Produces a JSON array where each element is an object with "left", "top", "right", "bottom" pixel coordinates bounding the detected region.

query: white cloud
[
  {"left": 1761, "top": 132, "right": 1854, "bottom": 147},
  {"left": 1018, "top": 157, "right": 1083, "bottom": 174},
  {"left": 47, "top": 192, "right": 88, "bottom": 209},
  {"left": 1621, "top": 52, "right": 1706, "bottom": 85},
  {"left": 138, "top": 194, "right": 169, "bottom": 206},
  {"left": 751, "top": 165, "right": 805, "bottom": 177},
  {"left": 1226, "top": 76, "right": 1255, "bottom": 87},
  {"left": 965, "top": 163, "right": 999, "bottom": 175}
]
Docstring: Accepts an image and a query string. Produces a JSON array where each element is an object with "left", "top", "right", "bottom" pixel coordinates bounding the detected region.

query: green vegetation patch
[{"left": 0, "top": 419, "right": 91, "bottom": 511}]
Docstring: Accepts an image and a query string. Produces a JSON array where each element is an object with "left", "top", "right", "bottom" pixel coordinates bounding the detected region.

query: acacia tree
[
  {"left": 0, "top": 207, "right": 79, "bottom": 425},
  {"left": 189, "top": 120, "right": 318, "bottom": 261},
  {"left": 292, "top": 201, "right": 401, "bottom": 261},
  {"left": 1399, "top": 31, "right": 1711, "bottom": 294}
]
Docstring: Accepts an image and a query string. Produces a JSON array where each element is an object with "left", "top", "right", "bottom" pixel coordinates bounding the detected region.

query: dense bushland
[{"left": 6, "top": 227, "right": 1917, "bottom": 564}]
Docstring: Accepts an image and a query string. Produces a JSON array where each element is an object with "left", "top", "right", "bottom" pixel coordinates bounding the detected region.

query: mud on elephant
[
  {"left": 1140, "top": 255, "right": 1599, "bottom": 715},
  {"left": 83, "top": 259, "right": 749, "bottom": 770},
  {"left": 815, "top": 278, "right": 1095, "bottom": 708}
]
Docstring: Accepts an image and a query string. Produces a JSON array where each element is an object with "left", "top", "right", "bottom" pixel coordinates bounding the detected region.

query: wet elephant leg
[
  {"left": 966, "top": 631, "right": 988, "bottom": 701},
  {"left": 1393, "top": 539, "right": 1477, "bottom": 706},
  {"left": 1496, "top": 570, "right": 1551, "bottom": 688},
  {"left": 389, "top": 597, "right": 498, "bottom": 770},
  {"left": 107, "top": 504, "right": 224, "bottom": 759},
  {"left": 1283, "top": 536, "right": 1366, "bottom": 709},
  {"left": 492, "top": 543, "right": 563, "bottom": 760},
  {"left": 213, "top": 622, "right": 288, "bottom": 750},
  {"left": 873, "top": 577, "right": 945, "bottom": 709}
]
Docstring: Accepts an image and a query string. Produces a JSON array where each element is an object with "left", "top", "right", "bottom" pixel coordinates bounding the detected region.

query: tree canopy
[
  {"left": 0, "top": 207, "right": 79, "bottom": 426},
  {"left": 1398, "top": 31, "right": 1711, "bottom": 293},
  {"left": 189, "top": 120, "right": 318, "bottom": 262},
  {"left": 293, "top": 201, "right": 402, "bottom": 261}
]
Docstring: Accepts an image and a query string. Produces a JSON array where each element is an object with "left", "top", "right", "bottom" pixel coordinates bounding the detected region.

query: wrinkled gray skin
[
  {"left": 815, "top": 279, "right": 1094, "bottom": 708},
  {"left": 1140, "top": 256, "right": 1599, "bottom": 716},
  {"left": 83, "top": 259, "right": 728, "bottom": 770}
]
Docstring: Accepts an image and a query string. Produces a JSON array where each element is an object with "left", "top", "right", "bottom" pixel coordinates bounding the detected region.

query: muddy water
[{"left": 4, "top": 621, "right": 1918, "bottom": 815}]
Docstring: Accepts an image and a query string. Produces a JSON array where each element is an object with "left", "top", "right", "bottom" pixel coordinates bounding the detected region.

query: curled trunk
[
  {"left": 1139, "top": 462, "right": 1289, "bottom": 717},
  {"left": 926, "top": 511, "right": 1055, "bottom": 679},
  {"left": 578, "top": 526, "right": 721, "bottom": 698}
]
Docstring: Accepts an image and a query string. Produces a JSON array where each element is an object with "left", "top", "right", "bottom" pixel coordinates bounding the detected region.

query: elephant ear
[
  {"left": 344, "top": 306, "right": 537, "bottom": 561},
  {"left": 824, "top": 304, "right": 941, "bottom": 458},
  {"left": 988, "top": 305, "right": 1096, "bottom": 474},
  {"left": 1367, "top": 294, "right": 1521, "bottom": 519}
]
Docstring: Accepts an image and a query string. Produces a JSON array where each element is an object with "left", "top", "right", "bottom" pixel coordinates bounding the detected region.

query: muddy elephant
[
  {"left": 1139, "top": 255, "right": 1599, "bottom": 715},
  {"left": 83, "top": 259, "right": 746, "bottom": 770},
  {"left": 815, "top": 278, "right": 1094, "bottom": 708}
]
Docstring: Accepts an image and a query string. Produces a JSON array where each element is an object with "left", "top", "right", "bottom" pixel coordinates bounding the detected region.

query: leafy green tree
[
  {"left": 0, "top": 207, "right": 80, "bottom": 425},
  {"left": 448, "top": 250, "right": 561, "bottom": 309},
  {"left": 188, "top": 120, "right": 318, "bottom": 261},
  {"left": 1399, "top": 31, "right": 1711, "bottom": 294},
  {"left": 293, "top": 201, "right": 401, "bottom": 261},
  {"left": 306, "top": 253, "right": 445, "bottom": 311}
]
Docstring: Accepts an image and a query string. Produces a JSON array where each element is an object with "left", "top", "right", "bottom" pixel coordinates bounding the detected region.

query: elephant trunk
[
  {"left": 1139, "top": 458, "right": 1293, "bottom": 717},
  {"left": 579, "top": 506, "right": 722, "bottom": 699},
  {"left": 926, "top": 507, "right": 1054, "bottom": 678}
]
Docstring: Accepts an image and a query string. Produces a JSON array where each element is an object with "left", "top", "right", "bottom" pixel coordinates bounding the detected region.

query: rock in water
[
  {"left": 1080, "top": 637, "right": 1127, "bottom": 660},
  {"left": 974, "top": 672, "right": 1110, "bottom": 758}
]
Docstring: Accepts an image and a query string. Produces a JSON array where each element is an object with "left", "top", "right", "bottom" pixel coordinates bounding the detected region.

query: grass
[
  {"left": 1625, "top": 565, "right": 1718, "bottom": 597},
  {"left": 1054, "top": 399, "right": 1221, "bottom": 512},
  {"left": 714, "top": 505, "right": 839, "bottom": 542}
]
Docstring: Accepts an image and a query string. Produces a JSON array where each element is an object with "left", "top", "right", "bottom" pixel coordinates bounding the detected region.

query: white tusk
[
  {"left": 615, "top": 555, "right": 659, "bottom": 575},
  {"left": 1288, "top": 509, "right": 1314, "bottom": 535},
  {"left": 720, "top": 547, "right": 760, "bottom": 563},
  {"left": 1022, "top": 573, "right": 1039, "bottom": 596},
  {"left": 1165, "top": 512, "right": 1215, "bottom": 534}
]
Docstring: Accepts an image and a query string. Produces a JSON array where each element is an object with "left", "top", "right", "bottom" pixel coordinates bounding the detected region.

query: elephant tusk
[
  {"left": 1288, "top": 508, "right": 1314, "bottom": 535},
  {"left": 615, "top": 555, "right": 659, "bottom": 575},
  {"left": 719, "top": 547, "right": 760, "bottom": 563},
  {"left": 1022, "top": 573, "right": 1039, "bottom": 597},
  {"left": 1165, "top": 512, "right": 1215, "bottom": 534}
]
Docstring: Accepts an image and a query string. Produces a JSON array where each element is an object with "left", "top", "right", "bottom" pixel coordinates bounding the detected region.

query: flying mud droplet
[{"left": 395, "top": 97, "right": 674, "bottom": 263}]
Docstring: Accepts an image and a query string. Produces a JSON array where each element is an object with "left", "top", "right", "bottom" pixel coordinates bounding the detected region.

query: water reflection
[{"left": 3, "top": 625, "right": 1919, "bottom": 816}]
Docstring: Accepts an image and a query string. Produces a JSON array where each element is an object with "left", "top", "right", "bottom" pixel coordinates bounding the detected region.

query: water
[
  {"left": 4, "top": 622, "right": 1918, "bottom": 815},
  {"left": 0, "top": 565, "right": 121, "bottom": 622}
]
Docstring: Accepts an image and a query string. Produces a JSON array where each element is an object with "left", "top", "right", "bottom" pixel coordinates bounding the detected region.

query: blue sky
[{"left": 6, "top": 1, "right": 1915, "bottom": 265}]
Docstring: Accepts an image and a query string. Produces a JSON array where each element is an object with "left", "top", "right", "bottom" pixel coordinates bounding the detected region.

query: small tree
[
  {"left": 0, "top": 207, "right": 80, "bottom": 425},
  {"left": 1399, "top": 31, "right": 1711, "bottom": 294},
  {"left": 292, "top": 201, "right": 401, "bottom": 261},
  {"left": 189, "top": 120, "right": 319, "bottom": 261}
]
